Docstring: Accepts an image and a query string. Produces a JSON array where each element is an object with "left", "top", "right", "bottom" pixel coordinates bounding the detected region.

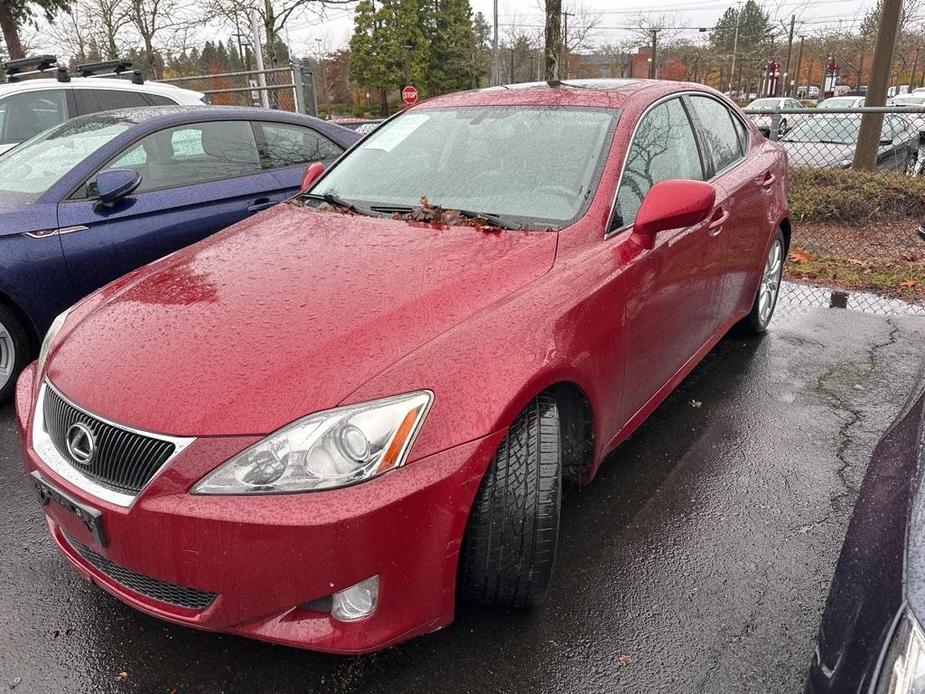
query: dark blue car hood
[{"left": 0, "top": 201, "right": 57, "bottom": 237}]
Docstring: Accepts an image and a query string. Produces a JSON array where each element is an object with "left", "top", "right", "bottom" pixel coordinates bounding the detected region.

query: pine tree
[{"left": 426, "top": 0, "right": 478, "bottom": 94}]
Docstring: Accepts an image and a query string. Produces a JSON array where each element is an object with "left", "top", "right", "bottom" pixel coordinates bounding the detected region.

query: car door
[
  {"left": 253, "top": 120, "right": 346, "bottom": 191},
  {"left": 686, "top": 94, "right": 771, "bottom": 325},
  {"left": 56, "top": 119, "right": 287, "bottom": 298},
  {"left": 615, "top": 96, "right": 727, "bottom": 422},
  {"left": 0, "top": 88, "right": 72, "bottom": 153}
]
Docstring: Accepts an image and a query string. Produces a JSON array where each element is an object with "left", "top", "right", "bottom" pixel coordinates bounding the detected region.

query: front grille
[
  {"left": 65, "top": 534, "right": 216, "bottom": 611},
  {"left": 43, "top": 385, "right": 176, "bottom": 495}
]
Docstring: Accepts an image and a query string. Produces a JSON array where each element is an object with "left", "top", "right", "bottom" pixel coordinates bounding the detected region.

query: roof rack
[
  {"left": 1, "top": 56, "right": 145, "bottom": 85},
  {"left": 75, "top": 59, "right": 144, "bottom": 85},
  {"left": 2, "top": 55, "right": 70, "bottom": 83}
]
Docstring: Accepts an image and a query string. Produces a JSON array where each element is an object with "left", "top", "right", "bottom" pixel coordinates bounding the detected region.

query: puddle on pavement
[{"left": 779, "top": 281, "right": 925, "bottom": 316}]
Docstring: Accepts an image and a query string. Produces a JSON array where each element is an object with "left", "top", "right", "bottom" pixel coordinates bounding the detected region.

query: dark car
[
  {"left": 805, "top": 379, "right": 925, "bottom": 693},
  {"left": 781, "top": 113, "right": 920, "bottom": 171},
  {"left": 0, "top": 106, "right": 358, "bottom": 402}
]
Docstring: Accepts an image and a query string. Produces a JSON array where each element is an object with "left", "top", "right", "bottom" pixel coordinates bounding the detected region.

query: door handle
[
  {"left": 707, "top": 208, "right": 729, "bottom": 236},
  {"left": 248, "top": 197, "right": 277, "bottom": 212},
  {"left": 758, "top": 172, "right": 776, "bottom": 189}
]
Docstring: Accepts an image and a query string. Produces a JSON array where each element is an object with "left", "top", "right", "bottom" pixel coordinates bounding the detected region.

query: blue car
[{"left": 0, "top": 106, "right": 358, "bottom": 401}]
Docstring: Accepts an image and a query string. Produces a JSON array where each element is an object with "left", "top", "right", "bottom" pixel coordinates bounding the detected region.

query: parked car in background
[
  {"left": 805, "top": 379, "right": 925, "bottom": 693},
  {"left": 888, "top": 94, "right": 925, "bottom": 108},
  {"left": 16, "top": 79, "right": 790, "bottom": 654},
  {"left": 0, "top": 106, "right": 358, "bottom": 402},
  {"left": 0, "top": 59, "right": 205, "bottom": 155},
  {"left": 781, "top": 113, "right": 920, "bottom": 171},
  {"left": 745, "top": 96, "right": 806, "bottom": 137},
  {"left": 817, "top": 95, "right": 865, "bottom": 109}
]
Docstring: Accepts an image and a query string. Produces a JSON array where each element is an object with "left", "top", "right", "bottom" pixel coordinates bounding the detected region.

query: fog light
[{"left": 331, "top": 576, "right": 379, "bottom": 622}]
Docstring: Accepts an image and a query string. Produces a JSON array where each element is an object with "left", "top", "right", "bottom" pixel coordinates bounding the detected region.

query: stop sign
[{"left": 402, "top": 85, "right": 418, "bottom": 105}]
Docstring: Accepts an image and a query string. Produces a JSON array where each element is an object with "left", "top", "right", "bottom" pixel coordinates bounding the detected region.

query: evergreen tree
[{"left": 425, "top": 0, "right": 478, "bottom": 94}]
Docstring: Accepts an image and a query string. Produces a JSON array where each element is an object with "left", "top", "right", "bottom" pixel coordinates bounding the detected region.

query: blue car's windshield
[{"left": 0, "top": 117, "right": 132, "bottom": 204}]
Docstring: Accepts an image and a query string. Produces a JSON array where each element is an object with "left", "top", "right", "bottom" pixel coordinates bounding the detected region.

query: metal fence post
[
  {"left": 769, "top": 112, "right": 781, "bottom": 141},
  {"left": 291, "top": 61, "right": 306, "bottom": 115},
  {"left": 303, "top": 66, "right": 319, "bottom": 117}
]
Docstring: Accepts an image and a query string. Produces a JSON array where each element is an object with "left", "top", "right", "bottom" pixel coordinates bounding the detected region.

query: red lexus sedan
[{"left": 16, "top": 79, "right": 789, "bottom": 654}]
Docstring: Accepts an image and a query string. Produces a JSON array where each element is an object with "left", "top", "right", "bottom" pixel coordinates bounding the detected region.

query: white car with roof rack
[{"left": 0, "top": 55, "right": 205, "bottom": 154}]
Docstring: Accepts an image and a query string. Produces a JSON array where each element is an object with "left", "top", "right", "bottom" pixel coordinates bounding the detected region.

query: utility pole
[
  {"left": 251, "top": 9, "right": 269, "bottom": 108},
  {"left": 510, "top": 47, "right": 515, "bottom": 83},
  {"left": 648, "top": 29, "right": 658, "bottom": 79},
  {"left": 562, "top": 9, "right": 573, "bottom": 79},
  {"left": 783, "top": 15, "right": 796, "bottom": 97},
  {"left": 728, "top": 1, "right": 742, "bottom": 94},
  {"left": 792, "top": 35, "right": 804, "bottom": 97},
  {"left": 854, "top": 0, "right": 902, "bottom": 169},
  {"left": 492, "top": 0, "right": 500, "bottom": 85},
  {"left": 545, "top": 0, "right": 562, "bottom": 82},
  {"left": 911, "top": 45, "right": 921, "bottom": 90}
]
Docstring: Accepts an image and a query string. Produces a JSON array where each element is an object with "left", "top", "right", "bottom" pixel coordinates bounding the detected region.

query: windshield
[
  {"left": 818, "top": 98, "right": 858, "bottom": 109},
  {"left": 0, "top": 116, "right": 132, "bottom": 204},
  {"left": 892, "top": 96, "right": 925, "bottom": 105},
  {"left": 748, "top": 99, "right": 781, "bottom": 109},
  {"left": 782, "top": 115, "right": 906, "bottom": 144},
  {"left": 308, "top": 106, "right": 617, "bottom": 228}
]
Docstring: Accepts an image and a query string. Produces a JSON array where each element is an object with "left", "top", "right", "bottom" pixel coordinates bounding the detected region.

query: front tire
[
  {"left": 741, "top": 228, "right": 786, "bottom": 334},
  {"left": 0, "top": 304, "right": 28, "bottom": 405},
  {"left": 460, "top": 395, "right": 562, "bottom": 609}
]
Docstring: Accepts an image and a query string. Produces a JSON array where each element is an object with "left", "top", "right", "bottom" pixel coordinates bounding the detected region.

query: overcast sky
[
  {"left": 27, "top": 0, "right": 880, "bottom": 60},
  {"left": 287, "top": 0, "right": 879, "bottom": 58}
]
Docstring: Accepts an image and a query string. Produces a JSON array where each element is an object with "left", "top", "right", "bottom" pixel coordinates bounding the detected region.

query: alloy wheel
[
  {"left": 0, "top": 321, "right": 14, "bottom": 391},
  {"left": 758, "top": 238, "right": 783, "bottom": 326}
]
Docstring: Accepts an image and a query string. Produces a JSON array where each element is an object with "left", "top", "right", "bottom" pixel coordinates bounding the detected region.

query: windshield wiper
[
  {"left": 301, "top": 192, "right": 363, "bottom": 214},
  {"left": 368, "top": 204, "right": 521, "bottom": 229}
]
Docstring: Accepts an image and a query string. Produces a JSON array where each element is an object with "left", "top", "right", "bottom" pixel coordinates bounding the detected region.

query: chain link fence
[
  {"left": 158, "top": 64, "right": 319, "bottom": 116},
  {"left": 744, "top": 105, "right": 925, "bottom": 315}
]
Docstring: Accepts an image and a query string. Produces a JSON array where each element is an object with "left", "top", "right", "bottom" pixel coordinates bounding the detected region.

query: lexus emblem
[{"left": 65, "top": 423, "right": 96, "bottom": 466}]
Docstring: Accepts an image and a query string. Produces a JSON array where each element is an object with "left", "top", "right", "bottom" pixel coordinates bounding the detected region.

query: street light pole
[
  {"left": 792, "top": 35, "right": 804, "bottom": 97},
  {"left": 728, "top": 1, "right": 742, "bottom": 94},
  {"left": 783, "top": 14, "right": 795, "bottom": 97}
]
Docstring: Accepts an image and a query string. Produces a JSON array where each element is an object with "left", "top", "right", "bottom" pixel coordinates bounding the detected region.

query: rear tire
[
  {"left": 460, "top": 395, "right": 562, "bottom": 609},
  {"left": 740, "top": 228, "right": 786, "bottom": 334},
  {"left": 0, "top": 304, "right": 28, "bottom": 406}
]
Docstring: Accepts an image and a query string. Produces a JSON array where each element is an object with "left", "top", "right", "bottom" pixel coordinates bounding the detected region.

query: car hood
[{"left": 47, "top": 204, "right": 558, "bottom": 436}]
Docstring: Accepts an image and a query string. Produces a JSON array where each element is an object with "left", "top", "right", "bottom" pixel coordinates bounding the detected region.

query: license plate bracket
[{"left": 32, "top": 470, "right": 107, "bottom": 546}]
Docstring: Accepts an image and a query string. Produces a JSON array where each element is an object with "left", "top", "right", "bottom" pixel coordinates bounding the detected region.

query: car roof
[
  {"left": 0, "top": 77, "right": 203, "bottom": 100},
  {"left": 56, "top": 104, "right": 357, "bottom": 136},
  {"left": 418, "top": 78, "right": 664, "bottom": 109}
]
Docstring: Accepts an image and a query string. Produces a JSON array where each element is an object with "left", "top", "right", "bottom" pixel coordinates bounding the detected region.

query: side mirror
[
  {"left": 95, "top": 169, "right": 141, "bottom": 205},
  {"left": 631, "top": 179, "right": 716, "bottom": 250},
  {"left": 301, "top": 162, "right": 326, "bottom": 192}
]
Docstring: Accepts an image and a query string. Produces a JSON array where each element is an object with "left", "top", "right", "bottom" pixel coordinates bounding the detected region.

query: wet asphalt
[{"left": 1, "top": 296, "right": 924, "bottom": 694}]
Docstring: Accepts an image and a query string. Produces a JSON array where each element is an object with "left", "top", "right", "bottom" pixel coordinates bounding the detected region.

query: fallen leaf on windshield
[{"left": 789, "top": 249, "right": 812, "bottom": 264}]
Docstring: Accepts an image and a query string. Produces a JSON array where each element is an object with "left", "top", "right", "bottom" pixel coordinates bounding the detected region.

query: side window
[
  {"left": 74, "top": 89, "right": 148, "bottom": 115},
  {"left": 256, "top": 121, "right": 344, "bottom": 168},
  {"left": 93, "top": 120, "right": 261, "bottom": 195},
  {"left": 688, "top": 96, "right": 745, "bottom": 172},
  {"left": 0, "top": 90, "right": 68, "bottom": 144},
  {"left": 144, "top": 94, "right": 177, "bottom": 106},
  {"left": 614, "top": 98, "right": 704, "bottom": 229},
  {"left": 730, "top": 114, "right": 749, "bottom": 153}
]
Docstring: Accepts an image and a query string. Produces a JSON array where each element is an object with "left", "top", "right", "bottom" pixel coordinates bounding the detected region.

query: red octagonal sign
[{"left": 402, "top": 85, "right": 418, "bottom": 105}]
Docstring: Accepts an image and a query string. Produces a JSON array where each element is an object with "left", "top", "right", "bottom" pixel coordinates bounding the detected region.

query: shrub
[{"left": 789, "top": 167, "right": 925, "bottom": 225}]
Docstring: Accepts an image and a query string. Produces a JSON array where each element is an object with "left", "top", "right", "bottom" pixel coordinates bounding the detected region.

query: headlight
[
  {"left": 878, "top": 613, "right": 925, "bottom": 694},
  {"left": 192, "top": 390, "right": 433, "bottom": 494},
  {"left": 36, "top": 308, "right": 71, "bottom": 376}
]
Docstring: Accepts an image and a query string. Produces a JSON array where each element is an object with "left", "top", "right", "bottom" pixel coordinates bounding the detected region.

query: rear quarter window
[{"left": 688, "top": 96, "right": 746, "bottom": 172}]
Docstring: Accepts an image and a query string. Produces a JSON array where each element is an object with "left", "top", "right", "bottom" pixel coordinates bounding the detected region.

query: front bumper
[{"left": 16, "top": 364, "right": 502, "bottom": 654}]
